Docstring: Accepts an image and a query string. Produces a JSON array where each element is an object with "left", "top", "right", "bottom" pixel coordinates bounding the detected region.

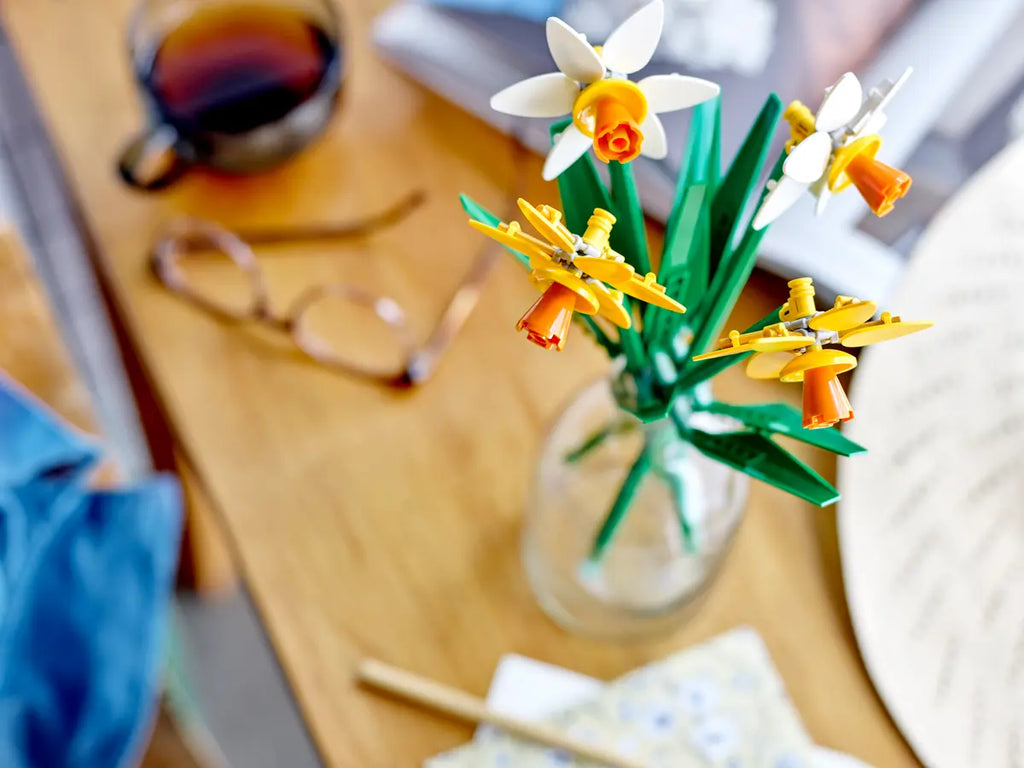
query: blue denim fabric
[{"left": 0, "top": 378, "right": 182, "bottom": 768}]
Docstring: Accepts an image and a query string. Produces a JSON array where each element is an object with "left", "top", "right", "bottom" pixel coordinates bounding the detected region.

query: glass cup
[{"left": 119, "top": 0, "right": 343, "bottom": 190}]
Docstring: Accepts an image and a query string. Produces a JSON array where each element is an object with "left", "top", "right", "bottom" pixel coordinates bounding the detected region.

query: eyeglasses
[{"left": 150, "top": 190, "right": 502, "bottom": 387}]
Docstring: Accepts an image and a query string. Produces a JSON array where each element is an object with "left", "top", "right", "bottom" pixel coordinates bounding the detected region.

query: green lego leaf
[
  {"left": 691, "top": 95, "right": 722, "bottom": 188},
  {"left": 667, "top": 96, "right": 721, "bottom": 243},
  {"left": 655, "top": 98, "right": 720, "bottom": 337},
  {"left": 686, "top": 152, "right": 786, "bottom": 362},
  {"left": 674, "top": 305, "right": 782, "bottom": 390},
  {"left": 684, "top": 429, "right": 840, "bottom": 507},
  {"left": 550, "top": 119, "right": 612, "bottom": 237},
  {"left": 607, "top": 160, "right": 651, "bottom": 275},
  {"left": 459, "top": 193, "right": 529, "bottom": 270},
  {"left": 644, "top": 184, "right": 708, "bottom": 350},
  {"left": 696, "top": 401, "right": 868, "bottom": 456},
  {"left": 708, "top": 93, "right": 782, "bottom": 277}
]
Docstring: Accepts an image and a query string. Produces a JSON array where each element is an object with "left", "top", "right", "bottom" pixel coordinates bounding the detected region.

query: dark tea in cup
[{"left": 120, "top": 0, "right": 342, "bottom": 190}]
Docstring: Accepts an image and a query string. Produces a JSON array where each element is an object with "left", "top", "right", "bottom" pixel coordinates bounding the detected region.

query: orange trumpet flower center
[
  {"left": 571, "top": 79, "right": 647, "bottom": 165},
  {"left": 593, "top": 99, "right": 644, "bottom": 164},
  {"left": 516, "top": 282, "right": 577, "bottom": 351},
  {"left": 801, "top": 365, "right": 854, "bottom": 429},
  {"left": 829, "top": 135, "right": 912, "bottom": 217},
  {"left": 845, "top": 152, "right": 912, "bottom": 217}
]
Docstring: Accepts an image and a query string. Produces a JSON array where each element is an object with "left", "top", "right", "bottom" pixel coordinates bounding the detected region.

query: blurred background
[{"left": 0, "top": 0, "right": 1022, "bottom": 766}]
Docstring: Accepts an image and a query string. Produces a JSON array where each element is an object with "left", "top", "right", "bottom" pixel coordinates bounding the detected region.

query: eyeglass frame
[{"left": 150, "top": 191, "right": 500, "bottom": 387}]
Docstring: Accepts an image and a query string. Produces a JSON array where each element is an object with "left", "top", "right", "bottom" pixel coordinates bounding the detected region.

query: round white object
[{"left": 839, "top": 140, "right": 1024, "bottom": 767}]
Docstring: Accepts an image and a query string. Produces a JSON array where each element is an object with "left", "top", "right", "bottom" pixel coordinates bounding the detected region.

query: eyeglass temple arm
[
  {"left": 404, "top": 138, "right": 531, "bottom": 385},
  {"left": 403, "top": 244, "right": 502, "bottom": 385},
  {"left": 236, "top": 190, "right": 426, "bottom": 246}
]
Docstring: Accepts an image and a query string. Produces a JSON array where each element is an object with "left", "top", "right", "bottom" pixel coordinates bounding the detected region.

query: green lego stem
[
  {"left": 564, "top": 420, "right": 634, "bottom": 464},
  {"left": 707, "top": 94, "right": 782, "bottom": 276},
  {"left": 673, "top": 305, "right": 782, "bottom": 392},
  {"left": 607, "top": 160, "right": 651, "bottom": 275},
  {"left": 586, "top": 444, "right": 652, "bottom": 563},
  {"left": 662, "top": 467, "right": 697, "bottom": 554},
  {"left": 618, "top": 299, "right": 648, "bottom": 373},
  {"left": 550, "top": 120, "right": 613, "bottom": 235}
]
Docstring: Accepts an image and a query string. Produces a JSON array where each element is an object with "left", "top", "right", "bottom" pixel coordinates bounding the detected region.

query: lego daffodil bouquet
[{"left": 460, "top": 0, "right": 930, "bottom": 566}]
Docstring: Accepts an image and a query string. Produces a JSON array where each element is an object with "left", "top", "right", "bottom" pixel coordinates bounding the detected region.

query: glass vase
[{"left": 522, "top": 377, "right": 749, "bottom": 640}]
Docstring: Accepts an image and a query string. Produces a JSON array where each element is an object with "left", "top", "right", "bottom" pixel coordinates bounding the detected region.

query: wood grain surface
[
  {"left": 0, "top": 228, "right": 100, "bottom": 435},
  {"left": 1, "top": 2, "right": 919, "bottom": 765}
]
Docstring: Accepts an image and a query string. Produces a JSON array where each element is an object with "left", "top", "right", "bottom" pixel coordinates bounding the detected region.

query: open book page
[{"left": 839, "top": 139, "right": 1024, "bottom": 768}]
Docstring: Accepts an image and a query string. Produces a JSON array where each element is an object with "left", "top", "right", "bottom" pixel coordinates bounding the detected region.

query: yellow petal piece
[
  {"left": 530, "top": 266, "right": 600, "bottom": 314},
  {"left": 517, "top": 198, "right": 577, "bottom": 253},
  {"left": 779, "top": 348, "right": 857, "bottom": 383},
  {"left": 693, "top": 324, "right": 812, "bottom": 360},
  {"left": 746, "top": 351, "right": 798, "bottom": 380},
  {"left": 589, "top": 281, "right": 631, "bottom": 329},
  {"left": 748, "top": 335, "right": 816, "bottom": 353},
  {"left": 617, "top": 271, "right": 686, "bottom": 313},
  {"left": 468, "top": 219, "right": 554, "bottom": 263},
  {"left": 692, "top": 346, "right": 749, "bottom": 362},
  {"left": 692, "top": 329, "right": 755, "bottom": 361},
  {"left": 808, "top": 297, "right": 877, "bottom": 332},
  {"left": 840, "top": 313, "right": 933, "bottom": 347},
  {"left": 572, "top": 255, "right": 634, "bottom": 284}
]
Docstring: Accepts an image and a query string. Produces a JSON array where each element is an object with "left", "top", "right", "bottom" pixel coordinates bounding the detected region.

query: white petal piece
[
  {"left": 853, "top": 109, "right": 888, "bottom": 139},
  {"left": 815, "top": 72, "right": 863, "bottom": 133},
  {"left": 782, "top": 130, "right": 831, "bottom": 184},
  {"left": 752, "top": 175, "right": 809, "bottom": 230},
  {"left": 639, "top": 112, "right": 667, "bottom": 159},
  {"left": 637, "top": 74, "right": 719, "bottom": 114},
  {"left": 542, "top": 123, "right": 593, "bottom": 181},
  {"left": 490, "top": 73, "right": 579, "bottom": 118},
  {"left": 871, "top": 66, "right": 913, "bottom": 113},
  {"left": 546, "top": 17, "right": 605, "bottom": 84},
  {"left": 814, "top": 184, "right": 832, "bottom": 216},
  {"left": 600, "top": 0, "right": 664, "bottom": 75},
  {"left": 849, "top": 67, "right": 910, "bottom": 138}
]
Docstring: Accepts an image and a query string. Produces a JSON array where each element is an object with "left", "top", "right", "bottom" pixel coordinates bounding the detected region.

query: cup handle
[{"left": 118, "top": 124, "right": 189, "bottom": 191}]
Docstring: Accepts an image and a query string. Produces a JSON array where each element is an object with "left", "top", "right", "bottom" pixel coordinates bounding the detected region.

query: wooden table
[{"left": 1, "top": 2, "right": 919, "bottom": 765}]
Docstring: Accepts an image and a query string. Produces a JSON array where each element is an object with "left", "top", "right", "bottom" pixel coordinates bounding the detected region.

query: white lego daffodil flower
[
  {"left": 490, "top": 0, "right": 720, "bottom": 180},
  {"left": 752, "top": 67, "right": 914, "bottom": 230}
]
